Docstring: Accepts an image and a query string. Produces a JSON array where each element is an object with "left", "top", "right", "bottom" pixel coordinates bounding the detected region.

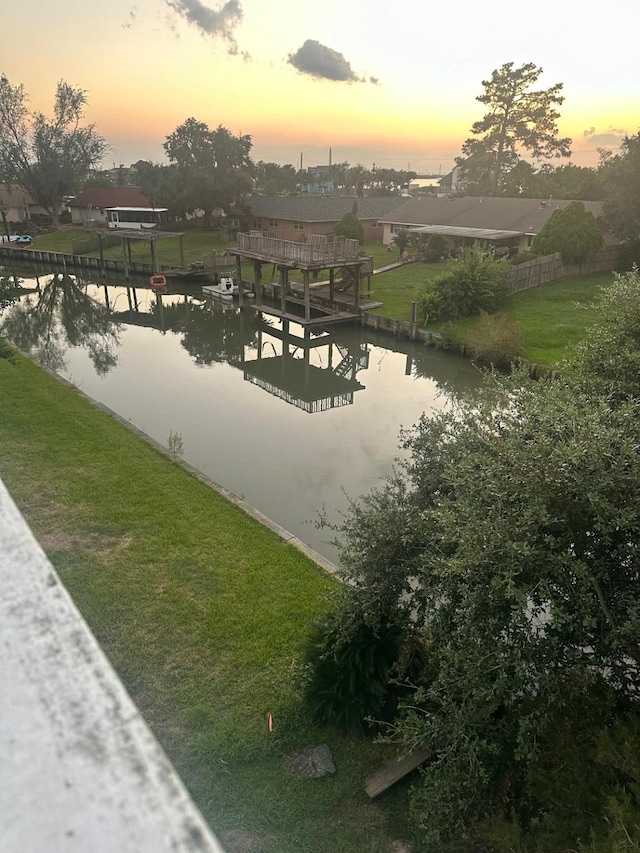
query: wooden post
[
  {"left": 121, "top": 237, "right": 129, "bottom": 279},
  {"left": 150, "top": 237, "right": 159, "bottom": 274},
  {"left": 353, "top": 263, "right": 361, "bottom": 309},
  {"left": 279, "top": 265, "right": 287, "bottom": 315},
  {"left": 303, "top": 268, "right": 310, "bottom": 321},
  {"left": 410, "top": 301, "right": 418, "bottom": 339},
  {"left": 253, "top": 259, "right": 262, "bottom": 308},
  {"left": 329, "top": 267, "right": 335, "bottom": 306}
]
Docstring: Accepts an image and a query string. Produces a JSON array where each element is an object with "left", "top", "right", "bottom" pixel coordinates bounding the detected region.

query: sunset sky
[{"left": 2, "top": 0, "right": 637, "bottom": 175}]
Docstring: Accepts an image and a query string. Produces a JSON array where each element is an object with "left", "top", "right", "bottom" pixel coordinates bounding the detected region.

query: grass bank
[
  {"left": 428, "top": 271, "right": 612, "bottom": 367},
  {"left": 0, "top": 349, "right": 413, "bottom": 853}
]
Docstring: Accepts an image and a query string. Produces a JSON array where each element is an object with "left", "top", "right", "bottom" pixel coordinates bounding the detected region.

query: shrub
[
  {"left": 0, "top": 337, "right": 15, "bottom": 361},
  {"left": 392, "top": 228, "right": 411, "bottom": 257},
  {"left": 302, "top": 615, "right": 403, "bottom": 732},
  {"left": 511, "top": 250, "right": 537, "bottom": 265},
  {"left": 464, "top": 311, "right": 521, "bottom": 366},
  {"left": 0, "top": 274, "right": 18, "bottom": 315},
  {"left": 616, "top": 239, "right": 640, "bottom": 271},
  {"left": 416, "top": 243, "right": 510, "bottom": 322},
  {"left": 334, "top": 211, "right": 364, "bottom": 244},
  {"left": 421, "top": 234, "right": 449, "bottom": 262}
]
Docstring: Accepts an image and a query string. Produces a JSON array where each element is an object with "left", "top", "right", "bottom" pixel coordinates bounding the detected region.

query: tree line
[{"left": 0, "top": 65, "right": 639, "bottom": 254}]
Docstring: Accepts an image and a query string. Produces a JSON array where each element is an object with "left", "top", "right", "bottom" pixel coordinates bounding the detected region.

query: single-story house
[
  {"left": 378, "top": 196, "right": 604, "bottom": 255},
  {"left": 0, "top": 184, "right": 52, "bottom": 224},
  {"left": 240, "top": 195, "right": 406, "bottom": 243},
  {"left": 67, "top": 187, "right": 167, "bottom": 230}
]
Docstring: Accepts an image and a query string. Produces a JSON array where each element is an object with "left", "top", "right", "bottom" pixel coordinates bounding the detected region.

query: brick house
[{"left": 241, "top": 196, "right": 406, "bottom": 243}]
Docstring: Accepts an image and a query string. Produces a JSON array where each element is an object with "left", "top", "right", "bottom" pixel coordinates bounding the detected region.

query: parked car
[{"left": 15, "top": 234, "right": 32, "bottom": 245}]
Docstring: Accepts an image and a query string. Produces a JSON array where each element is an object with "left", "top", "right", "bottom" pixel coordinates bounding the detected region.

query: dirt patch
[
  {"left": 39, "top": 530, "right": 132, "bottom": 556},
  {"left": 217, "top": 828, "right": 275, "bottom": 853}
]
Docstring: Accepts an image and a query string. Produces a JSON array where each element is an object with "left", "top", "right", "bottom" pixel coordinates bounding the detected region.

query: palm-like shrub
[{"left": 303, "top": 617, "right": 404, "bottom": 732}]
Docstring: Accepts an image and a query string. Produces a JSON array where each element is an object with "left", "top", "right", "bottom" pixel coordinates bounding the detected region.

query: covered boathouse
[{"left": 230, "top": 232, "right": 380, "bottom": 326}]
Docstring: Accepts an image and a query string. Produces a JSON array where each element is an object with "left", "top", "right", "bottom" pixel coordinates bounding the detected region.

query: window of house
[
  {"left": 527, "top": 235, "right": 534, "bottom": 248},
  {"left": 294, "top": 221, "right": 304, "bottom": 230},
  {"left": 269, "top": 219, "right": 278, "bottom": 228}
]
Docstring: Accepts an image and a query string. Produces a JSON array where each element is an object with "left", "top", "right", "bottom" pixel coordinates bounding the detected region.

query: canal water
[{"left": 1, "top": 270, "right": 482, "bottom": 566}]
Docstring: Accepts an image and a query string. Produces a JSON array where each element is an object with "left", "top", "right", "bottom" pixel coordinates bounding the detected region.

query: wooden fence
[
  {"left": 508, "top": 245, "right": 621, "bottom": 293},
  {"left": 0, "top": 245, "right": 154, "bottom": 279}
]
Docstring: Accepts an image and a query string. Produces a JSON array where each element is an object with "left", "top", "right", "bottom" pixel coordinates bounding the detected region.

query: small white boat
[
  {"left": 202, "top": 276, "right": 255, "bottom": 301},
  {"left": 202, "top": 276, "right": 237, "bottom": 300}
]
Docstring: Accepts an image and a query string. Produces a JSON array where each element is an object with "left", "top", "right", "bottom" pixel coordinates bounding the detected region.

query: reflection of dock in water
[{"left": 236, "top": 317, "right": 369, "bottom": 414}]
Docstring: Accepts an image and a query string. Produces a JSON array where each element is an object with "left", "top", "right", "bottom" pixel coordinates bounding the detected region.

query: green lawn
[
  {"left": 0, "top": 349, "right": 414, "bottom": 853},
  {"left": 368, "top": 260, "right": 450, "bottom": 321},
  {"left": 428, "top": 271, "right": 613, "bottom": 367},
  {"left": 31, "top": 228, "right": 231, "bottom": 267}
]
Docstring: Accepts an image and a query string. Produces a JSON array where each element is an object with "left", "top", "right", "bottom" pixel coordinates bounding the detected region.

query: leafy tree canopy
[
  {"left": 163, "top": 118, "right": 254, "bottom": 225},
  {"left": 531, "top": 200, "right": 603, "bottom": 264},
  {"left": 311, "top": 268, "right": 640, "bottom": 850},
  {"left": 255, "top": 161, "right": 298, "bottom": 195},
  {"left": 498, "top": 160, "right": 602, "bottom": 200},
  {"left": 458, "top": 62, "right": 572, "bottom": 195},
  {"left": 599, "top": 131, "right": 640, "bottom": 242},
  {"left": 0, "top": 75, "right": 107, "bottom": 224}
]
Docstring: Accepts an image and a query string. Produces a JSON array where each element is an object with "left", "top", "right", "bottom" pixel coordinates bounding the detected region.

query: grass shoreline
[{"left": 0, "top": 348, "right": 414, "bottom": 853}]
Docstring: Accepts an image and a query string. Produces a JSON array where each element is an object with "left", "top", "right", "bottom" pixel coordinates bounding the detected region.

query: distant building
[
  {"left": 437, "top": 165, "right": 463, "bottom": 196},
  {"left": 0, "top": 184, "right": 53, "bottom": 224},
  {"left": 241, "top": 195, "right": 403, "bottom": 243},
  {"left": 67, "top": 187, "right": 167, "bottom": 230},
  {"left": 303, "top": 166, "right": 335, "bottom": 194}
]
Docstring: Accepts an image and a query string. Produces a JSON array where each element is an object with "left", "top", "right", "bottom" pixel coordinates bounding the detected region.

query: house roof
[
  {"left": 104, "top": 207, "right": 168, "bottom": 213},
  {"left": 413, "top": 225, "right": 522, "bottom": 241},
  {"left": 379, "top": 196, "right": 603, "bottom": 235},
  {"left": 246, "top": 195, "right": 405, "bottom": 223},
  {"left": 0, "top": 184, "right": 39, "bottom": 207},
  {"left": 67, "top": 187, "right": 152, "bottom": 209}
]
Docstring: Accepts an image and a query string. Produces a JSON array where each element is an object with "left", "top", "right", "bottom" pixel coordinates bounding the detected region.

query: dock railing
[{"left": 236, "top": 232, "right": 361, "bottom": 264}]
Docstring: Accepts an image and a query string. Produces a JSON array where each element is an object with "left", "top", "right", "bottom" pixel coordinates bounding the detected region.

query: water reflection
[
  {"left": 2, "top": 267, "right": 484, "bottom": 564},
  {"left": 2, "top": 271, "right": 483, "bottom": 411},
  {"left": 237, "top": 319, "right": 368, "bottom": 413},
  {"left": 107, "top": 288, "right": 369, "bottom": 412},
  {"left": 1, "top": 272, "right": 121, "bottom": 375}
]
